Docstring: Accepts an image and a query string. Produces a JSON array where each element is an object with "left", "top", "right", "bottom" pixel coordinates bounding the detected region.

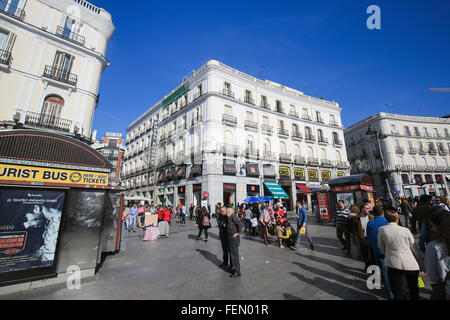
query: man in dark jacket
[
  {"left": 217, "top": 205, "right": 233, "bottom": 271},
  {"left": 412, "top": 195, "right": 432, "bottom": 235},
  {"left": 225, "top": 205, "right": 243, "bottom": 278}
]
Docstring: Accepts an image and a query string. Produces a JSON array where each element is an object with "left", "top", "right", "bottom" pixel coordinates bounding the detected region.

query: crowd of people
[
  {"left": 121, "top": 194, "right": 449, "bottom": 300},
  {"left": 333, "top": 195, "right": 449, "bottom": 300}
]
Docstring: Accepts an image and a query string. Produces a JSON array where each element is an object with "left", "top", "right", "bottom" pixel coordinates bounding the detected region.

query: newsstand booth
[
  {"left": 0, "top": 130, "right": 124, "bottom": 290},
  {"left": 328, "top": 174, "right": 376, "bottom": 215}
]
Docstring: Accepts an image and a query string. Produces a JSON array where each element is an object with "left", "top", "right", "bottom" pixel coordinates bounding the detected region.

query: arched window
[
  {"left": 321, "top": 148, "right": 327, "bottom": 160},
  {"left": 246, "top": 135, "right": 255, "bottom": 151},
  {"left": 41, "top": 95, "right": 64, "bottom": 126},
  {"left": 264, "top": 139, "right": 271, "bottom": 153},
  {"left": 318, "top": 129, "right": 323, "bottom": 141},
  {"left": 336, "top": 150, "right": 342, "bottom": 162},
  {"left": 295, "top": 144, "right": 301, "bottom": 156},
  {"left": 308, "top": 146, "right": 314, "bottom": 158},
  {"left": 431, "top": 157, "right": 438, "bottom": 167},
  {"left": 280, "top": 142, "right": 287, "bottom": 154}
]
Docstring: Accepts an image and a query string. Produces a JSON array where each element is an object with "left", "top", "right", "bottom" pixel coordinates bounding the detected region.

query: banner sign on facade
[
  {"left": 337, "top": 171, "right": 345, "bottom": 177},
  {"left": 333, "top": 185, "right": 374, "bottom": 192},
  {"left": 294, "top": 168, "right": 305, "bottom": 180},
  {"left": 279, "top": 166, "right": 291, "bottom": 179},
  {"left": 308, "top": 169, "right": 318, "bottom": 180},
  {"left": 321, "top": 170, "right": 331, "bottom": 181},
  {"left": 0, "top": 188, "right": 66, "bottom": 285},
  {"left": 0, "top": 163, "right": 108, "bottom": 187}
]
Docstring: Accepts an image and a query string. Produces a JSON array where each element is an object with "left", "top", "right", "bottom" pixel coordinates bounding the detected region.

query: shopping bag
[
  {"left": 418, "top": 276, "right": 425, "bottom": 288},
  {"left": 300, "top": 226, "right": 306, "bottom": 235}
]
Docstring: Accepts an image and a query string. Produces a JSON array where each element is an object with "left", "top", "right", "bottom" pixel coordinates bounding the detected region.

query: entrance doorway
[
  {"left": 193, "top": 184, "right": 201, "bottom": 206},
  {"left": 223, "top": 183, "right": 236, "bottom": 206}
]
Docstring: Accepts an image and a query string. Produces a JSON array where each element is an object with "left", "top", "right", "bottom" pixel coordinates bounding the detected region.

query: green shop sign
[{"left": 162, "top": 83, "right": 189, "bottom": 108}]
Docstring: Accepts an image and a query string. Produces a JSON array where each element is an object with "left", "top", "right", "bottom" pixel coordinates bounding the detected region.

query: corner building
[
  {"left": 0, "top": 0, "right": 115, "bottom": 141},
  {"left": 123, "top": 60, "right": 350, "bottom": 211}
]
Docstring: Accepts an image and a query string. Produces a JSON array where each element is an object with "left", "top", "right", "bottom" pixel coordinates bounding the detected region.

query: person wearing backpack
[{"left": 196, "top": 206, "right": 211, "bottom": 242}]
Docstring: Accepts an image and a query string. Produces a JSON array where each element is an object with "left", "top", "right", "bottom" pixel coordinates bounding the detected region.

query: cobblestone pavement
[{"left": 0, "top": 214, "right": 432, "bottom": 300}]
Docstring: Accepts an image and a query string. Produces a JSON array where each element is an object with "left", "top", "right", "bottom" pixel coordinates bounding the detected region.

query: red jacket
[{"left": 162, "top": 209, "right": 172, "bottom": 222}]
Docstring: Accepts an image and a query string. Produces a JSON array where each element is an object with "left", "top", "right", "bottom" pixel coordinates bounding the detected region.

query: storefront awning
[
  {"left": 296, "top": 183, "right": 312, "bottom": 193},
  {"left": 264, "top": 182, "right": 289, "bottom": 199}
]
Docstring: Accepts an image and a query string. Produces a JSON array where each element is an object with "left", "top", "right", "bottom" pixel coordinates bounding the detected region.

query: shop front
[
  {"left": 177, "top": 186, "right": 186, "bottom": 207},
  {"left": 278, "top": 166, "right": 293, "bottom": 210},
  {"left": 0, "top": 130, "right": 122, "bottom": 289},
  {"left": 223, "top": 183, "right": 236, "bottom": 206},
  {"left": 263, "top": 181, "right": 289, "bottom": 203},
  {"left": 193, "top": 183, "right": 202, "bottom": 206},
  {"left": 246, "top": 184, "right": 260, "bottom": 197},
  {"left": 294, "top": 168, "right": 308, "bottom": 203}
]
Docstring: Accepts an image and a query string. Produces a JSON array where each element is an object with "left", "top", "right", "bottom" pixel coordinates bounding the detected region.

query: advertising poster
[
  {"left": 336, "top": 192, "right": 355, "bottom": 209},
  {"left": 0, "top": 188, "right": 65, "bottom": 284},
  {"left": 317, "top": 193, "right": 331, "bottom": 220}
]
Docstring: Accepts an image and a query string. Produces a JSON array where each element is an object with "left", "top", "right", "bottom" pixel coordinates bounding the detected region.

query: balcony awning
[
  {"left": 296, "top": 183, "right": 312, "bottom": 193},
  {"left": 264, "top": 182, "right": 289, "bottom": 199}
]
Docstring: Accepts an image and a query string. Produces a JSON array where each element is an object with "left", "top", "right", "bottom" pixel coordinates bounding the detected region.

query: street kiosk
[
  {"left": 0, "top": 130, "right": 124, "bottom": 290},
  {"left": 328, "top": 174, "right": 376, "bottom": 211}
]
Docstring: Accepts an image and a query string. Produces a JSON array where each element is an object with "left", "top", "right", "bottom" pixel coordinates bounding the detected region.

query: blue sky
[{"left": 91, "top": 0, "right": 450, "bottom": 140}]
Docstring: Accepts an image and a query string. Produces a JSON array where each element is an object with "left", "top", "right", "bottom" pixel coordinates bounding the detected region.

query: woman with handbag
[{"left": 196, "top": 206, "right": 211, "bottom": 242}]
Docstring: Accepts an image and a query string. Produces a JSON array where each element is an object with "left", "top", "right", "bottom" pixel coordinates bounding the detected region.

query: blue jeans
[
  {"left": 373, "top": 253, "right": 394, "bottom": 300},
  {"left": 181, "top": 214, "right": 186, "bottom": 224},
  {"left": 295, "top": 224, "right": 313, "bottom": 247},
  {"left": 129, "top": 215, "right": 137, "bottom": 231},
  {"left": 244, "top": 219, "right": 251, "bottom": 234}
]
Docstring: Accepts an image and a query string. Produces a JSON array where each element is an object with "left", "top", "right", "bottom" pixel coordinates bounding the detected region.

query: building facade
[
  {"left": 0, "top": 0, "right": 114, "bottom": 142},
  {"left": 92, "top": 132, "right": 125, "bottom": 187},
  {"left": 122, "top": 60, "right": 350, "bottom": 210},
  {"left": 345, "top": 113, "right": 450, "bottom": 199}
]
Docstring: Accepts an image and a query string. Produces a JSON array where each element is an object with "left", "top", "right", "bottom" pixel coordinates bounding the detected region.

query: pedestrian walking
[
  {"left": 378, "top": 210, "right": 422, "bottom": 300},
  {"left": 225, "top": 206, "right": 243, "bottom": 278},
  {"left": 181, "top": 203, "right": 186, "bottom": 224},
  {"left": 334, "top": 200, "right": 352, "bottom": 256},
  {"left": 129, "top": 203, "right": 138, "bottom": 232},
  {"left": 424, "top": 209, "right": 450, "bottom": 300},
  {"left": 412, "top": 195, "right": 433, "bottom": 235},
  {"left": 259, "top": 208, "right": 272, "bottom": 245},
  {"left": 352, "top": 202, "right": 374, "bottom": 270},
  {"left": 189, "top": 204, "right": 195, "bottom": 221},
  {"left": 400, "top": 197, "right": 413, "bottom": 229},
  {"left": 367, "top": 205, "right": 394, "bottom": 300},
  {"left": 244, "top": 205, "right": 252, "bottom": 235},
  {"left": 196, "top": 206, "right": 211, "bottom": 242},
  {"left": 295, "top": 201, "right": 314, "bottom": 250},
  {"left": 122, "top": 205, "right": 130, "bottom": 231}
]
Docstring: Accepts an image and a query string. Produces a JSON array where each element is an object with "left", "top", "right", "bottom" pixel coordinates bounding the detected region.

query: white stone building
[
  {"left": 0, "top": 0, "right": 115, "bottom": 142},
  {"left": 345, "top": 112, "right": 450, "bottom": 199},
  {"left": 122, "top": 60, "right": 350, "bottom": 211}
]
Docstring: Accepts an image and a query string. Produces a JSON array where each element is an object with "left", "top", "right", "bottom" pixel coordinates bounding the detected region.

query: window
[
  {"left": 292, "top": 124, "right": 299, "bottom": 135},
  {"left": 0, "top": 28, "right": 16, "bottom": 64},
  {"left": 278, "top": 120, "right": 284, "bottom": 130},
  {"left": 302, "top": 108, "right": 308, "bottom": 115},
  {"left": 41, "top": 95, "right": 64, "bottom": 126},
  {"left": 52, "top": 51, "right": 74, "bottom": 80},
  {"left": 305, "top": 127, "right": 312, "bottom": 138},
  {"left": 264, "top": 139, "right": 271, "bottom": 153},
  {"left": 330, "top": 114, "right": 336, "bottom": 124},
  {"left": 223, "top": 82, "right": 231, "bottom": 95},
  {"left": 246, "top": 111, "right": 253, "bottom": 121},
  {"left": 261, "top": 95, "right": 267, "bottom": 107},
  {"left": 245, "top": 90, "right": 253, "bottom": 104},
  {"left": 332, "top": 132, "right": 339, "bottom": 143},
  {"left": 433, "top": 128, "right": 439, "bottom": 137},
  {"left": 318, "top": 129, "right": 323, "bottom": 141},
  {"left": 316, "top": 111, "right": 322, "bottom": 122},
  {"left": 262, "top": 116, "right": 269, "bottom": 126},
  {"left": 445, "top": 128, "right": 449, "bottom": 138},
  {"left": 414, "top": 127, "right": 420, "bottom": 136},
  {"left": 276, "top": 100, "right": 283, "bottom": 113},
  {"left": 246, "top": 136, "right": 255, "bottom": 151},
  {"left": 224, "top": 105, "right": 232, "bottom": 115},
  {"left": 0, "top": 0, "right": 24, "bottom": 17},
  {"left": 280, "top": 142, "right": 287, "bottom": 154},
  {"left": 404, "top": 126, "right": 411, "bottom": 136},
  {"left": 295, "top": 144, "right": 301, "bottom": 156},
  {"left": 390, "top": 125, "right": 397, "bottom": 134},
  {"left": 424, "top": 128, "right": 429, "bottom": 137}
]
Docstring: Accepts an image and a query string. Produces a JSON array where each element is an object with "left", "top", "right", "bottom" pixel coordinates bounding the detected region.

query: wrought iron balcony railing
[
  {"left": 295, "top": 156, "right": 307, "bottom": 165},
  {"left": 321, "top": 159, "right": 333, "bottom": 167},
  {"left": 56, "top": 26, "right": 85, "bottom": 46},
  {"left": 222, "top": 144, "right": 240, "bottom": 156},
  {"left": 278, "top": 128, "right": 289, "bottom": 136},
  {"left": 305, "top": 135, "right": 315, "bottom": 142},
  {"left": 23, "top": 111, "right": 72, "bottom": 133},
  {"left": 409, "top": 148, "right": 418, "bottom": 154},
  {"left": 244, "top": 120, "right": 258, "bottom": 130},
  {"left": 302, "top": 114, "right": 312, "bottom": 121},
  {"left": 263, "top": 151, "right": 276, "bottom": 160},
  {"left": 279, "top": 153, "right": 292, "bottom": 162},
  {"left": 333, "top": 139, "right": 343, "bottom": 146},
  {"left": 191, "top": 116, "right": 203, "bottom": 126},
  {"left": 329, "top": 120, "right": 340, "bottom": 127},
  {"left": 318, "top": 137, "right": 328, "bottom": 144},
  {"left": 0, "top": 0, "right": 25, "bottom": 20},
  {"left": 245, "top": 148, "right": 259, "bottom": 158},
  {"left": 260, "top": 103, "right": 271, "bottom": 110},
  {"left": 244, "top": 96, "right": 255, "bottom": 105},
  {"left": 261, "top": 124, "right": 273, "bottom": 134},
  {"left": 221, "top": 89, "right": 235, "bottom": 98},
  {"left": 222, "top": 114, "right": 237, "bottom": 125},
  {"left": 307, "top": 157, "right": 320, "bottom": 165},
  {"left": 292, "top": 132, "right": 303, "bottom": 140},
  {"left": 0, "top": 49, "right": 12, "bottom": 66},
  {"left": 43, "top": 65, "right": 78, "bottom": 86}
]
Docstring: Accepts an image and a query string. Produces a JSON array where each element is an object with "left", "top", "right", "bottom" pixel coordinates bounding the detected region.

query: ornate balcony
[
  {"left": 245, "top": 148, "right": 259, "bottom": 159},
  {"left": 23, "top": 111, "right": 72, "bottom": 133},
  {"left": 291, "top": 132, "right": 303, "bottom": 141},
  {"left": 329, "top": 120, "right": 340, "bottom": 127},
  {"left": 0, "top": 0, "right": 25, "bottom": 20},
  {"left": 318, "top": 137, "right": 328, "bottom": 145},
  {"left": 263, "top": 151, "right": 276, "bottom": 160},
  {"left": 191, "top": 116, "right": 203, "bottom": 126},
  {"left": 43, "top": 65, "right": 78, "bottom": 87},
  {"left": 278, "top": 128, "right": 289, "bottom": 137},
  {"left": 279, "top": 153, "right": 292, "bottom": 163},
  {"left": 260, "top": 103, "right": 271, "bottom": 110},
  {"left": 307, "top": 157, "right": 320, "bottom": 166},
  {"left": 244, "top": 96, "right": 255, "bottom": 105},
  {"left": 222, "top": 114, "right": 237, "bottom": 125},
  {"left": 301, "top": 114, "right": 312, "bottom": 121},
  {"left": 244, "top": 120, "right": 258, "bottom": 130},
  {"left": 222, "top": 144, "right": 240, "bottom": 157},
  {"left": 221, "top": 89, "right": 235, "bottom": 98},
  {"left": 294, "top": 156, "right": 307, "bottom": 165},
  {"left": 261, "top": 124, "right": 273, "bottom": 135},
  {"left": 56, "top": 26, "right": 85, "bottom": 46},
  {"left": 289, "top": 111, "right": 299, "bottom": 118},
  {"left": 333, "top": 139, "right": 343, "bottom": 147},
  {"left": 305, "top": 135, "right": 315, "bottom": 143},
  {"left": 321, "top": 159, "right": 333, "bottom": 167},
  {"left": 336, "top": 161, "right": 349, "bottom": 169},
  {"left": 0, "top": 49, "right": 12, "bottom": 67}
]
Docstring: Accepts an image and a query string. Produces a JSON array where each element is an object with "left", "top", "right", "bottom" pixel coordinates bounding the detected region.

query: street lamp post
[{"left": 366, "top": 125, "right": 396, "bottom": 206}]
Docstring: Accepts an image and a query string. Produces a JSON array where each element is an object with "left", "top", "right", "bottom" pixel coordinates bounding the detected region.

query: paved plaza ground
[{"left": 0, "top": 213, "right": 433, "bottom": 300}]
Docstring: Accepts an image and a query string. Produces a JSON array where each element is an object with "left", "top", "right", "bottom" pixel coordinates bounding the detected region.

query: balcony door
[
  {"left": 0, "top": 30, "right": 8, "bottom": 51},
  {"left": 41, "top": 96, "right": 64, "bottom": 126},
  {"left": 52, "top": 51, "right": 74, "bottom": 80},
  {"left": 1, "top": 0, "right": 22, "bottom": 15},
  {"left": 63, "top": 16, "right": 75, "bottom": 39}
]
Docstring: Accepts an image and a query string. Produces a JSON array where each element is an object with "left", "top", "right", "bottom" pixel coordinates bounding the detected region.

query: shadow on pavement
[
  {"left": 282, "top": 293, "right": 303, "bottom": 300},
  {"left": 292, "top": 261, "right": 387, "bottom": 299},
  {"left": 289, "top": 272, "right": 379, "bottom": 300},
  {"left": 296, "top": 254, "right": 367, "bottom": 280},
  {"left": 195, "top": 249, "right": 223, "bottom": 269}
]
